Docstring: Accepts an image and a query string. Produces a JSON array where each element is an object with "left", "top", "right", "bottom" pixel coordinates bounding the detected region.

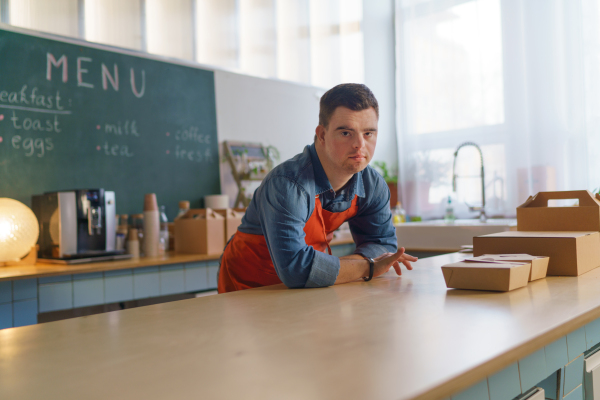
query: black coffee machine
[{"left": 32, "top": 189, "right": 125, "bottom": 262}]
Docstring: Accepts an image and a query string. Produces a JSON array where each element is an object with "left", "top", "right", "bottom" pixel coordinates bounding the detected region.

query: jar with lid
[
  {"left": 175, "top": 201, "right": 190, "bottom": 220},
  {"left": 392, "top": 202, "right": 406, "bottom": 224},
  {"left": 131, "top": 214, "right": 145, "bottom": 254},
  {"left": 116, "top": 214, "right": 129, "bottom": 250},
  {"left": 126, "top": 228, "right": 140, "bottom": 258}
]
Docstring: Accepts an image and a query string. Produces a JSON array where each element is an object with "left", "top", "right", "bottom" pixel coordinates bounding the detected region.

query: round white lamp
[{"left": 0, "top": 198, "right": 39, "bottom": 263}]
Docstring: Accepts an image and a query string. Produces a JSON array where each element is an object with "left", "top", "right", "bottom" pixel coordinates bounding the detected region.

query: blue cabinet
[
  {"left": 450, "top": 329, "right": 600, "bottom": 400},
  {"left": 159, "top": 264, "right": 185, "bottom": 295},
  {"left": 487, "top": 363, "right": 521, "bottom": 400},
  {"left": 133, "top": 267, "right": 160, "bottom": 300},
  {"left": 73, "top": 273, "right": 104, "bottom": 307}
]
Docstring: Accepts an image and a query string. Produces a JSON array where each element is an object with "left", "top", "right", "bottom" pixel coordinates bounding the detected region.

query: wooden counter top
[
  {"left": 0, "top": 238, "right": 356, "bottom": 282},
  {"left": 0, "top": 252, "right": 222, "bottom": 282},
  {"left": 4, "top": 252, "right": 599, "bottom": 399}
]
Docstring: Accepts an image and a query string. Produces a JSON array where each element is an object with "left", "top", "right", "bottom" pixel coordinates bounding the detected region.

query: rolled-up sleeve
[
  {"left": 304, "top": 251, "right": 340, "bottom": 288},
  {"left": 258, "top": 176, "right": 340, "bottom": 288},
  {"left": 349, "top": 178, "right": 397, "bottom": 259}
]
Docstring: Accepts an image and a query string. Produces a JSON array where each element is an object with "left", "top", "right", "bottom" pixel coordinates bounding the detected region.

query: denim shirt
[{"left": 237, "top": 144, "right": 397, "bottom": 288}]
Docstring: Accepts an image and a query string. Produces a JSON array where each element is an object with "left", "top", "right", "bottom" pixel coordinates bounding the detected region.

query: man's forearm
[{"left": 335, "top": 256, "right": 370, "bottom": 284}]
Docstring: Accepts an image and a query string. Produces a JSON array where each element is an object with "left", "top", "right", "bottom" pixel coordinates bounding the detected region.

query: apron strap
[{"left": 315, "top": 195, "right": 332, "bottom": 255}]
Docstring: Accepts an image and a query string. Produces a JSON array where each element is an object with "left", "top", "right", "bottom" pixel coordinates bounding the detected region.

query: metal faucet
[{"left": 452, "top": 142, "right": 486, "bottom": 222}]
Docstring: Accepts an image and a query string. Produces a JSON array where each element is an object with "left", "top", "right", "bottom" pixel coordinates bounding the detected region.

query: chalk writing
[
  {"left": 46, "top": 53, "right": 67, "bottom": 83},
  {"left": 130, "top": 69, "right": 145, "bottom": 98},
  {"left": 0, "top": 85, "right": 65, "bottom": 110},
  {"left": 101, "top": 141, "right": 134, "bottom": 157},
  {"left": 46, "top": 53, "right": 146, "bottom": 98},
  {"left": 174, "top": 126, "right": 210, "bottom": 143},
  {"left": 77, "top": 57, "right": 93, "bottom": 88},
  {"left": 11, "top": 135, "right": 54, "bottom": 157},
  {"left": 10, "top": 111, "right": 61, "bottom": 132},
  {"left": 101, "top": 64, "right": 118, "bottom": 91},
  {"left": 174, "top": 145, "right": 213, "bottom": 163},
  {"left": 0, "top": 28, "right": 220, "bottom": 218},
  {"left": 104, "top": 120, "right": 139, "bottom": 136}
]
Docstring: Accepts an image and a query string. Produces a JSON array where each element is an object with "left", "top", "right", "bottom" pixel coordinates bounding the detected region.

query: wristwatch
[{"left": 362, "top": 256, "right": 375, "bottom": 281}]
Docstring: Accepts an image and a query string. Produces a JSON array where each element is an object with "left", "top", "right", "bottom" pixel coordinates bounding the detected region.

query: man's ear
[{"left": 315, "top": 125, "right": 326, "bottom": 144}]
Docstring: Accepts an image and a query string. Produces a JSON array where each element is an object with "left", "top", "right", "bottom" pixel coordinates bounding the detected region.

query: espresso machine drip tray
[{"left": 39, "top": 252, "right": 133, "bottom": 265}]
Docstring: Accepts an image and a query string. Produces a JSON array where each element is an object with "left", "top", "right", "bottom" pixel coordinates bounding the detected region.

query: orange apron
[{"left": 218, "top": 195, "right": 359, "bottom": 293}]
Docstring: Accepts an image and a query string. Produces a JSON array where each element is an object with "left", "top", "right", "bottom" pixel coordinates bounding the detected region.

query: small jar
[{"left": 126, "top": 228, "right": 140, "bottom": 258}]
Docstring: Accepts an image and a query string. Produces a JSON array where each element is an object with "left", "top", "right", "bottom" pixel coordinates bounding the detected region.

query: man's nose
[{"left": 353, "top": 134, "right": 366, "bottom": 149}]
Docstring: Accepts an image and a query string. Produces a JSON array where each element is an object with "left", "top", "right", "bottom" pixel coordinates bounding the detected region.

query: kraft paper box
[
  {"left": 466, "top": 254, "right": 549, "bottom": 281},
  {"left": 473, "top": 231, "right": 600, "bottom": 276},
  {"left": 174, "top": 208, "right": 224, "bottom": 255},
  {"left": 517, "top": 190, "right": 600, "bottom": 232},
  {"left": 214, "top": 208, "right": 246, "bottom": 243},
  {"left": 441, "top": 260, "right": 530, "bottom": 292}
]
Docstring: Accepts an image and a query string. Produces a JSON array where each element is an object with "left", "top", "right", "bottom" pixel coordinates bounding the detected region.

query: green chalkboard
[{"left": 0, "top": 27, "right": 220, "bottom": 220}]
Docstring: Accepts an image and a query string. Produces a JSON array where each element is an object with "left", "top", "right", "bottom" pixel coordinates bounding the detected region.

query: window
[
  {"left": 85, "top": 0, "right": 144, "bottom": 51},
  {"left": 276, "top": 0, "right": 311, "bottom": 84},
  {"left": 239, "top": 0, "right": 277, "bottom": 78},
  {"left": 397, "top": 0, "right": 600, "bottom": 220},
  {"left": 403, "top": 0, "right": 504, "bottom": 135},
  {"left": 8, "top": 0, "right": 78, "bottom": 38},
  {"left": 398, "top": 0, "right": 507, "bottom": 219},
  {"left": 340, "top": 0, "right": 364, "bottom": 84},
  {"left": 2, "top": 0, "right": 364, "bottom": 88},
  {"left": 196, "top": 0, "right": 238, "bottom": 69},
  {"left": 310, "top": 0, "right": 364, "bottom": 88},
  {"left": 146, "top": 0, "right": 194, "bottom": 60}
]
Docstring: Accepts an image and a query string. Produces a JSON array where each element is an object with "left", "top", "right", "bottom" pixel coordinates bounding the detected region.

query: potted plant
[
  {"left": 405, "top": 151, "right": 451, "bottom": 214},
  {"left": 373, "top": 161, "right": 398, "bottom": 207}
]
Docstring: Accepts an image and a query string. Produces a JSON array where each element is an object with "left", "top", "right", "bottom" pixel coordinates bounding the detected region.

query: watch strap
[{"left": 362, "top": 257, "right": 375, "bottom": 281}]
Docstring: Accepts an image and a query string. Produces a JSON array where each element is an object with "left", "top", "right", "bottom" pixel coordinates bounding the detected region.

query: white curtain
[
  {"left": 85, "top": 0, "right": 144, "bottom": 50},
  {"left": 396, "top": 0, "right": 600, "bottom": 220},
  {"left": 146, "top": 0, "right": 194, "bottom": 60},
  {"left": 9, "top": 0, "right": 79, "bottom": 37}
]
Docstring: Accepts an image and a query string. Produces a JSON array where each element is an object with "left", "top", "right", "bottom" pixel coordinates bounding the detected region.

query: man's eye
[
  {"left": 341, "top": 131, "right": 351, "bottom": 136},
  {"left": 365, "top": 132, "right": 373, "bottom": 137}
]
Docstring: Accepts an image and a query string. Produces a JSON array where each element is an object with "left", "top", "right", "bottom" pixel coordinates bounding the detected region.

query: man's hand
[
  {"left": 335, "top": 247, "right": 418, "bottom": 285},
  {"left": 372, "top": 247, "right": 418, "bottom": 278}
]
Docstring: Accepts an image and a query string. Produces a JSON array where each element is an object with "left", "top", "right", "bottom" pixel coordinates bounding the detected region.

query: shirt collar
[{"left": 307, "top": 144, "right": 366, "bottom": 199}]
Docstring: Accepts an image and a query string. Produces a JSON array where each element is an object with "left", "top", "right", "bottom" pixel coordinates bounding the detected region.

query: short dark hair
[{"left": 319, "top": 83, "right": 379, "bottom": 128}]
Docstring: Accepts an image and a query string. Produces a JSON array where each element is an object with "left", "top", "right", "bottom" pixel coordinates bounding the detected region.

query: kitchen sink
[{"left": 395, "top": 218, "right": 517, "bottom": 252}]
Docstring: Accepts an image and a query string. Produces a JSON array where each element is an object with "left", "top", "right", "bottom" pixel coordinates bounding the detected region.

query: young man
[{"left": 218, "top": 83, "right": 417, "bottom": 293}]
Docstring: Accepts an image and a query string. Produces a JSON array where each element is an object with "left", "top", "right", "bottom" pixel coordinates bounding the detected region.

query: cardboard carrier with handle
[
  {"left": 517, "top": 190, "right": 600, "bottom": 232},
  {"left": 474, "top": 190, "right": 600, "bottom": 276},
  {"left": 174, "top": 208, "right": 225, "bottom": 255},
  {"left": 214, "top": 208, "right": 246, "bottom": 244}
]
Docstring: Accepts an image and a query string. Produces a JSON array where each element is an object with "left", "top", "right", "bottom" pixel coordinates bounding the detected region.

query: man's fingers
[
  {"left": 402, "top": 254, "right": 418, "bottom": 262},
  {"left": 389, "top": 248, "right": 406, "bottom": 263},
  {"left": 370, "top": 248, "right": 417, "bottom": 278}
]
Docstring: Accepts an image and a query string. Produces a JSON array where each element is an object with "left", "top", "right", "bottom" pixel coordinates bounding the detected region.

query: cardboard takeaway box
[
  {"left": 441, "top": 259, "right": 531, "bottom": 292},
  {"left": 466, "top": 254, "right": 549, "bottom": 281},
  {"left": 473, "top": 231, "right": 600, "bottom": 276},
  {"left": 517, "top": 190, "right": 600, "bottom": 232},
  {"left": 174, "top": 208, "right": 225, "bottom": 255},
  {"left": 214, "top": 208, "right": 246, "bottom": 243}
]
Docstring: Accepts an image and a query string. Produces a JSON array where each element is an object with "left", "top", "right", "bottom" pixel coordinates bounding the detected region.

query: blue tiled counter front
[
  {"left": 0, "top": 260, "right": 221, "bottom": 329},
  {"left": 0, "top": 243, "right": 356, "bottom": 330},
  {"left": 447, "top": 316, "right": 600, "bottom": 400},
  {"left": 0, "top": 279, "right": 38, "bottom": 329},
  {"left": 448, "top": 324, "right": 600, "bottom": 400}
]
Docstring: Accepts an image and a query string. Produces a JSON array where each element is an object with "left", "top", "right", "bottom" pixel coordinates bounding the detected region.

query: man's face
[{"left": 317, "top": 106, "right": 378, "bottom": 176}]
